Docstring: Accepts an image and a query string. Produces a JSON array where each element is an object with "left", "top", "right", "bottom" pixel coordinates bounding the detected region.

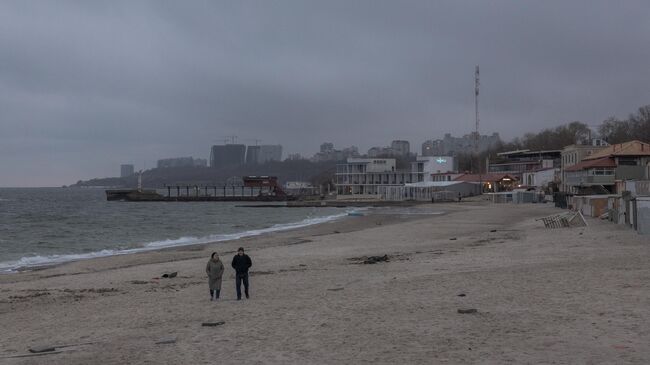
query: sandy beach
[{"left": 1, "top": 201, "right": 649, "bottom": 364}]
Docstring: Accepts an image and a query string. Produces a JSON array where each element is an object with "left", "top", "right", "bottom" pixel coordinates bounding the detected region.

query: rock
[
  {"left": 327, "top": 287, "right": 344, "bottom": 291},
  {"left": 202, "top": 321, "right": 225, "bottom": 327},
  {"left": 131, "top": 280, "right": 149, "bottom": 285},
  {"left": 450, "top": 237, "right": 457, "bottom": 240},
  {"left": 457, "top": 293, "right": 466, "bottom": 297},
  {"left": 29, "top": 346, "right": 56, "bottom": 353},
  {"left": 457, "top": 308, "right": 478, "bottom": 314},
  {"left": 490, "top": 229, "right": 497, "bottom": 232},
  {"left": 162, "top": 272, "right": 178, "bottom": 278}
]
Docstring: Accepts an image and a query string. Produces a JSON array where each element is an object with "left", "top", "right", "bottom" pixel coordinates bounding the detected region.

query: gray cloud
[{"left": 1, "top": 0, "right": 649, "bottom": 186}]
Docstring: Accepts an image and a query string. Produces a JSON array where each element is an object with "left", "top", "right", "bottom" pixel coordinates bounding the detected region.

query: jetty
[{"left": 106, "top": 176, "right": 295, "bottom": 202}]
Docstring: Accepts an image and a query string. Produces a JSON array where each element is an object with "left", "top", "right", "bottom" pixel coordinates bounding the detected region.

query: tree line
[{"left": 456, "top": 103, "right": 650, "bottom": 172}]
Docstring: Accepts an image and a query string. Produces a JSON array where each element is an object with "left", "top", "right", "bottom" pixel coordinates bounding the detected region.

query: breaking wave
[{"left": 0, "top": 211, "right": 352, "bottom": 273}]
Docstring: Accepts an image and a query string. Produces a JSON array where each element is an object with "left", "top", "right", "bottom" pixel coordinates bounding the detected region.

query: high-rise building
[
  {"left": 246, "top": 146, "right": 261, "bottom": 165},
  {"left": 245, "top": 145, "right": 283, "bottom": 164},
  {"left": 210, "top": 144, "right": 246, "bottom": 169},
  {"left": 312, "top": 143, "right": 359, "bottom": 162},
  {"left": 120, "top": 164, "right": 134, "bottom": 177},
  {"left": 391, "top": 140, "right": 410, "bottom": 157},
  {"left": 258, "top": 145, "right": 283, "bottom": 163},
  {"left": 320, "top": 142, "right": 334, "bottom": 153},
  {"left": 422, "top": 133, "right": 501, "bottom": 156}
]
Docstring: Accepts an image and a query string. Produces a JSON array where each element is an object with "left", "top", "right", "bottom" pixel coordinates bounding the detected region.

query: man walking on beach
[{"left": 231, "top": 247, "right": 252, "bottom": 300}]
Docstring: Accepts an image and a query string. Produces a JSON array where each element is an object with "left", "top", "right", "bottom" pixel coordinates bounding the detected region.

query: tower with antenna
[{"left": 474, "top": 65, "right": 480, "bottom": 168}]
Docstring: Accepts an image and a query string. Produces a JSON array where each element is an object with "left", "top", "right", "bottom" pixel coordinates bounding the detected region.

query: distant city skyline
[{"left": 2, "top": 1, "right": 649, "bottom": 186}]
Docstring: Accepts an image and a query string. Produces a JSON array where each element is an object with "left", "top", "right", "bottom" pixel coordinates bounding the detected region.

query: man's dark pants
[{"left": 235, "top": 272, "right": 249, "bottom": 299}]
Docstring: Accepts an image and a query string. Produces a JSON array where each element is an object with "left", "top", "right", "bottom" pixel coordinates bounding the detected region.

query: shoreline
[
  {"left": 3, "top": 202, "right": 649, "bottom": 364},
  {"left": 0, "top": 208, "right": 358, "bottom": 275},
  {"left": 0, "top": 204, "right": 440, "bottom": 284}
]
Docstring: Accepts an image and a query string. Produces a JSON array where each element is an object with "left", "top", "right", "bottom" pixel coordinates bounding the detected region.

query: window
[
  {"left": 618, "top": 158, "right": 638, "bottom": 166},
  {"left": 591, "top": 168, "right": 614, "bottom": 176}
]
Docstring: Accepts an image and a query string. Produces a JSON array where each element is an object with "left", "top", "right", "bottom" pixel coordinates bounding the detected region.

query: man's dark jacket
[{"left": 231, "top": 254, "right": 252, "bottom": 274}]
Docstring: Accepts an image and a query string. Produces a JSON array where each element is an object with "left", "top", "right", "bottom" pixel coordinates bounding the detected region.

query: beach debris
[
  {"left": 2, "top": 351, "right": 63, "bottom": 359},
  {"left": 457, "top": 293, "right": 466, "bottom": 297},
  {"left": 161, "top": 272, "right": 178, "bottom": 278},
  {"left": 327, "top": 287, "right": 344, "bottom": 291},
  {"left": 347, "top": 255, "right": 391, "bottom": 264},
  {"left": 457, "top": 308, "right": 478, "bottom": 314},
  {"left": 202, "top": 321, "right": 225, "bottom": 327},
  {"left": 449, "top": 237, "right": 457, "bottom": 241},
  {"left": 490, "top": 229, "right": 497, "bottom": 232},
  {"left": 363, "top": 255, "right": 389, "bottom": 264},
  {"left": 537, "top": 211, "right": 587, "bottom": 228},
  {"left": 131, "top": 280, "right": 149, "bottom": 285},
  {"left": 29, "top": 346, "right": 56, "bottom": 353},
  {"left": 155, "top": 337, "right": 177, "bottom": 345},
  {"left": 333, "top": 230, "right": 341, "bottom": 234},
  {"left": 298, "top": 264, "right": 307, "bottom": 267}
]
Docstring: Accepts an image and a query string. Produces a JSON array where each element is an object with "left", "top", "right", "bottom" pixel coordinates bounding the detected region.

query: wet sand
[{"left": 1, "top": 202, "right": 649, "bottom": 364}]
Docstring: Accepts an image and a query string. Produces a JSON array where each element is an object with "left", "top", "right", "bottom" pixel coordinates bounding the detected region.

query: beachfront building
[
  {"left": 335, "top": 158, "right": 403, "bottom": 198},
  {"left": 521, "top": 167, "right": 557, "bottom": 190},
  {"left": 379, "top": 181, "right": 481, "bottom": 202},
  {"left": 560, "top": 140, "right": 609, "bottom": 192},
  {"left": 411, "top": 156, "right": 457, "bottom": 181},
  {"left": 283, "top": 181, "right": 318, "bottom": 196},
  {"left": 564, "top": 140, "right": 650, "bottom": 194},
  {"left": 335, "top": 156, "right": 459, "bottom": 199},
  {"left": 453, "top": 173, "right": 519, "bottom": 192},
  {"left": 487, "top": 149, "right": 561, "bottom": 181}
]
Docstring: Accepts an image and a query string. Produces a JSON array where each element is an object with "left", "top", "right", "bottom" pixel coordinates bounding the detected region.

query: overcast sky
[{"left": 1, "top": 1, "right": 649, "bottom": 186}]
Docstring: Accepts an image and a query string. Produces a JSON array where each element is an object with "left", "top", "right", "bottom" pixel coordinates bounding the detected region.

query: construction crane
[{"left": 215, "top": 135, "right": 238, "bottom": 144}]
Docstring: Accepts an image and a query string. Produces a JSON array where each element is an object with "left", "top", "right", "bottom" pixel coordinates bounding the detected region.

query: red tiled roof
[
  {"left": 454, "top": 173, "right": 518, "bottom": 183},
  {"left": 564, "top": 157, "right": 616, "bottom": 172}
]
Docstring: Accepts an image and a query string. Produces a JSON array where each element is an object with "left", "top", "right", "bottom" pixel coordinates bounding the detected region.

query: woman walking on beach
[{"left": 206, "top": 252, "right": 224, "bottom": 301}]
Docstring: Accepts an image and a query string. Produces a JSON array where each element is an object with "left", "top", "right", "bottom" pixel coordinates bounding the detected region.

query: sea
[{"left": 0, "top": 188, "right": 350, "bottom": 273}]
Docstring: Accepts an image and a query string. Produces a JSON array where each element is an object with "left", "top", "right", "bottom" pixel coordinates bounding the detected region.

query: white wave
[{"left": 0, "top": 210, "right": 351, "bottom": 273}]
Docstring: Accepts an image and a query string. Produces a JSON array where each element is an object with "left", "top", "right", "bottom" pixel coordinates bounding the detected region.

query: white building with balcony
[{"left": 335, "top": 156, "right": 457, "bottom": 199}]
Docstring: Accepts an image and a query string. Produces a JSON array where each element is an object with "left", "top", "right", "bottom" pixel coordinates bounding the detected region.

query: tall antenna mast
[{"left": 474, "top": 65, "right": 480, "bottom": 172}]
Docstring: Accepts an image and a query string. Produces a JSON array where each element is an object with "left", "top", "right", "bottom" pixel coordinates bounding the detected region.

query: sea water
[{"left": 0, "top": 188, "right": 348, "bottom": 273}]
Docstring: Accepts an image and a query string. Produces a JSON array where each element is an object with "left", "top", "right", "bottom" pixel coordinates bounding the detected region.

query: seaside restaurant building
[
  {"left": 564, "top": 140, "right": 650, "bottom": 194},
  {"left": 335, "top": 156, "right": 456, "bottom": 199},
  {"left": 487, "top": 149, "right": 561, "bottom": 181}
]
